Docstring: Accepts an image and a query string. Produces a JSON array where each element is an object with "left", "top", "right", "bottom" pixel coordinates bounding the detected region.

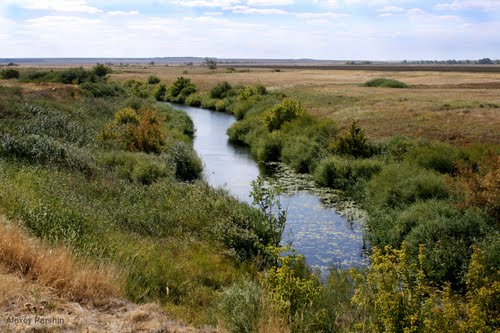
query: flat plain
[{"left": 108, "top": 65, "right": 500, "bottom": 146}]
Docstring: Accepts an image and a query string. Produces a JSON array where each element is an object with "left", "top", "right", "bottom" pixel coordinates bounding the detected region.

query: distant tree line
[{"left": 401, "top": 58, "right": 500, "bottom": 65}]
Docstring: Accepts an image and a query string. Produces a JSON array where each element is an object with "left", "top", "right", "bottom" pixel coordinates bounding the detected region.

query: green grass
[
  {"left": 0, "top": 85, "right": 274, "bottom": 325},
  {"left": 363, "top": 77, "right": 408, "bottom": 88}
]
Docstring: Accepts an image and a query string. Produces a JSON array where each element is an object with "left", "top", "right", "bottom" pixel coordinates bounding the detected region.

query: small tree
[
  {"left": 332, "top": 121, "right": 371, "bottom": 158},
  {"left": 147, "top": 75, "right": 161, "bottom": 84},
  {"left": 1, "top": 68, "right": 20, "bottom": 79},
  {"left": 92, "top": 64, "right": 112, "bottom": 77},
  {"left": 263, "top": 98, "right": 304, "bottom": 132},
  {"left": 205, "top": 58, "right": 217, "bottom": 70},
  {"left": 210, "top": 81, "right": 232, "bottom": 99},
  {"left": 166, "top": 77, "right": 197, "bottom": 103}
]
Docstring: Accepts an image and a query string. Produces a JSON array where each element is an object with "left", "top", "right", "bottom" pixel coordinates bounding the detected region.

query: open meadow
[
  {"left": 0, "top": 63, "right": 498, "bottom": 332},
  {"left": 107, "top": 65, "right": 500, "bottom": 145}
]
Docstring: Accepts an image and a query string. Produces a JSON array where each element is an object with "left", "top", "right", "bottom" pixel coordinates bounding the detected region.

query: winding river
[{"left": 171, "top": 104, "right": 368, "bottom": 272}]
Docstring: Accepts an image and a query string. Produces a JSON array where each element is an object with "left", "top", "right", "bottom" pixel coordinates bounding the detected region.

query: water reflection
[{"left": 169, "top": 103, "right": 368, "bottom": 271}]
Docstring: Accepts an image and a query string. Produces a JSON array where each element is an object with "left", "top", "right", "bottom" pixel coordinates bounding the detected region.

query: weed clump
[{"left": 364, "top": 77, "right": 408, "bottom": 88}]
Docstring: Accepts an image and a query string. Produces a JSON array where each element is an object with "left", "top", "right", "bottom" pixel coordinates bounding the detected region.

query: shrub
[
  {"left": 185, "top": 93, "right": 202, "bottom": 107},
  {"left": 314, "top": 156, "right": 383, "bottom": 189},
  {"left": 79, "top": 81, "right": 125, "bottom": 97},
  {"left": 92, "top": 64, "right": 112, "bottom": 77},
  {"left": 210, "top": 81, "right": 232, "bottom": 99},
  {"left": 366, "top": 163, "right": 449, "bottom": 210},
  {"left": 364, "top": 78, "right": 408, "bottom": 88},
  {"left": 98, "top": 107, "right": 166, "bottom": 154},
  {"left": 263, "top": 98, "right": 304, "bottom": 132},
  {"left": 215, "top": 99, "right": 227, "bottom": 112},
  {"left": 255, "top": 132, "right": 283, "bottom": 162},
  {"left": 0, "top": 134, "right": 96, "bottom": 175},
  {"left": 216, "top": 279, "right": 261, "bottom": 333},
  {"left": 154, "top": 83, "right": 167, "bottom": 101},
  {"left": 405, "top": 143, "right": 459, "bottom": 174},
  {"left": 1, "top": 68, "right": 20, "bottom": 79},
  {"left": 402, "top": 201, "right": 489, "bottom": 287},
  {"left": 162, "top": 105, "right": 195, "bottom": 139},
  {"left": 166, "top": 77, "right": 197, "bottom": 104},
  {"left": 100, "top": 151, "right": 174, "bottom": 184},
  {"left": 227, "top": 120, "right": 255, "bottom": 145},
  {"left": 281, "top": 136, "right": 322, "bottom": 173},
  {"left": 233, "top": 99, "right": 254, "bottom": 120},
  {"left": 381, "top": 135, "right": 416, "bottom": 162},
  {"left": 168, "top": 141, "right": 203, "bottom": 180},
  {"left": 123, "top": 79, "right": 151, "bottom": 98},
  {"left": 263, "top": 246, "right": 322, "bottom": 324},
  {"left": 59, "top": 67, "right": 94, "bottom": 84},
  {"left": 332, "top": 121, "right": 372, "bottom": 158},
  {"left": 147, "top": 75, "right": 161, "bottom": 84},
  {"left": 255, "top": 83, "right": 267, "bottom": 95},
  {"left": 452, "top": 154, "right": 500, "bottom": 220},
  {"left": 200, "top": 95, "right": 217, "bottom": 110}
]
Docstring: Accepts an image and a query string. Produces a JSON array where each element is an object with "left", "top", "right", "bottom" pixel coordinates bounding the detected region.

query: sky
[{"left": 0, "top": 0, "right": 499, "bottom": 60}]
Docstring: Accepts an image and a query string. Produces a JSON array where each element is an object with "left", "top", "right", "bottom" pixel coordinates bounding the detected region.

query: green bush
[
  {"left": 185, "top": 93, "right": 202, "bottom": 107},
  {"left": 233, "top": 99, "right": 254, "bottom": 120},
  {"left": 402, "top": 201, "right": 489, "bottom": 287},
  {"left": 123, "top": 79, "right": 151, "bottom": 98},
  {"left": 332, "top": 121, "right": 373, "bottom": 158},
  {"left": 281, "top": 136, "right": 322, "bottom": 173},
  {"left": 217, "top": 279, "right": 261, "bottom": 333},
  {"left": 381, "top": 135, "right": 417, "bottom": 162},
  {"left": 80, "top": 81, "right": 125, "bottom": 97},
  {"left": 255, "top": 132, "right": 283, "bottom": 162},
  {"left": 263, "top": 98, "right": 304, "bottom": 132},
  {"left": 314, "top": 156, "right": 383, "bottom": 189},
  {"left": 92, "top": 64, "right": 112, "bottom": 77},
  {"left": 1, "top": 134, "right": 97, "bottom": 175},
  {"left": 168, "top": 141, "right": 203, "bottom": 181},
  {"left": 366, "top": 163, "right": 449, "bottom": 210},
  {"left": 100, "top": 151, "right": 174, "bottom": 184},
  {"left": 147, "top": 75, "right": 161, "bottom": 85},
  {"left": 227, "top": 120, "right": 256, "bottom": 145},
  {"left": 364, "top": 78, "right": 408, "bottom": 88},
  {"left": 210, "top": 81, "right": 232, "bottom": 99},
  {"left": 1, "top": 68, "right": 20, "bottom": 79},
  {"left": 161, "top": 105, "right": 196, "bottom": 139},
  {"left": 166, "top": 77, "right": 197, "bottom": 104},
  {"left": 200, "top": 95, "right": 217, "bottom": 110},
  {"left": 154, "top": 83, "right": 167, "bottom": 101},
  {"left": 215, "top": 99, "right": 227, "bottom": 112},
  {"left": 405, "top": 143, "right": 460, "bottom": 174}
]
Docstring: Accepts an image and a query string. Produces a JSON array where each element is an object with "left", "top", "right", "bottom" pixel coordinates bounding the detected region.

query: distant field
[
  {"left": 108, "top": 65, "right": 500, "bottom": 146},
  {"left": 2, "top": 64, "right": 499, "bottom": 145}
]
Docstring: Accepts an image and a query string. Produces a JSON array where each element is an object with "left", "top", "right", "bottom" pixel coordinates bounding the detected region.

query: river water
[{"left": 171, "top": 104, "right": 368, "bottom": 272}]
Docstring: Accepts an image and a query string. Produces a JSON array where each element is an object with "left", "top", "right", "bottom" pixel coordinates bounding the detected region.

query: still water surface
[{"left": 171, "top": 104, "right": 368, "bottom": 271}]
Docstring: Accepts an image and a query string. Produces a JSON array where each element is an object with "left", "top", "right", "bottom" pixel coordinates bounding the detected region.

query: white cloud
[
  {"left": 8, "top": 0, "right": 102, "bottom": 14},
  {"left": 230, "top": 5, "right": 288, "bottom": 14},
  {"left": 246, "top": 0, "right": 294, "bottom": 5},
  {"left": 377, "top": 5, "right": 405, "bottom": 12},
  {"left": 107, "top": 10, "right": 140, "bottom": 16},
  {"left": 434, "top": 0, "right": 500, "bottom": 10},
  {"left": 297, "top": 12, "right": 349, "bottom": 19},
  {"left": 173, "top": 0, "right": 240, "bottom": 7}
]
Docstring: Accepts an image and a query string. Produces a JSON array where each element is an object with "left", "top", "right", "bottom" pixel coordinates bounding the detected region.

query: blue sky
[{"left": 0, "top": 0, "right": 499, "bottom": 59}]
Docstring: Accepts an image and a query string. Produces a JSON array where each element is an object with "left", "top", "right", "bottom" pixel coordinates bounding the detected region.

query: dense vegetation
[
  {"left": 1, "top": 69, "right": 498, "bottom": 332},
  {"left": 364, "top": 77, "right": 408, "bottom": 88},
  {"left": 161, "top": 74, "right": 499, "bottom": 331}
]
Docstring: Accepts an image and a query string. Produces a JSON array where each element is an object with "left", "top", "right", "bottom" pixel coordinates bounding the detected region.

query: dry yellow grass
[
  {"left": 0, "top": 216, "right": 219, "bottom": 332},
  {"left": 0, "top": 216, "right": 122, "bottom": 305},
  {"left": 109, "top": 66, "right": 500, "bottom": 145}
]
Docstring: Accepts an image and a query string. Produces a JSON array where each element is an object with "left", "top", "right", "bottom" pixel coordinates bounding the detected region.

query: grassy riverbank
[{"left": 1, "top": 68, "right": 499, "bottom": 332}]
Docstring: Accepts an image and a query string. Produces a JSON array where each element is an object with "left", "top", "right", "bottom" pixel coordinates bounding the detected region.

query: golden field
[{"left": 109, "top": 65, "right": 500, "bottom": 146}]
